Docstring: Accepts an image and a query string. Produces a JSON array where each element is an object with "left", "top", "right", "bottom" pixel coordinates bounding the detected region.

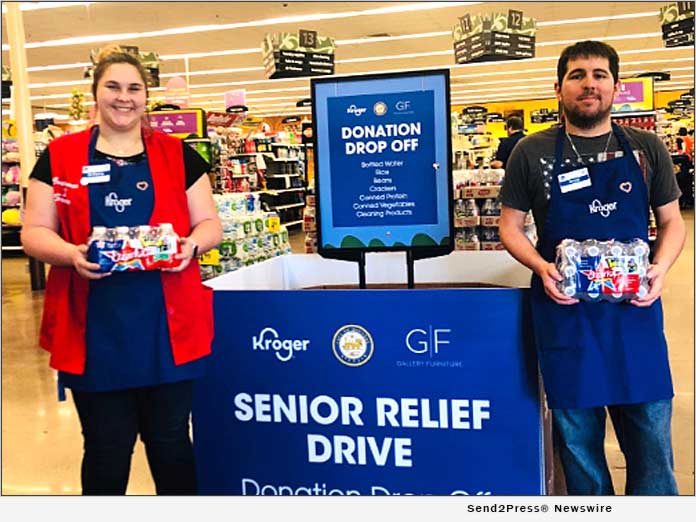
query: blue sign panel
[
  {"left": 326, "top": 91, "right": 436, "bottom": 228},
  {"left": 193, "top": 289, "right": 544, "bottom": 495},
  {"left": 312, "top": 70, "right": 452, "bottom": 252}
]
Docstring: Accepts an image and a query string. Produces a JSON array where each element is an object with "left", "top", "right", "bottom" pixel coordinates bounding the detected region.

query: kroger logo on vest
[
  {"left": 588, "top": 199, "right": 618, "bottom": 218},
  {"left": 252, "top": 327, "right": 309, "bottom": 362},
  {"left": 104, "top": 192, "right": 133, "bottom": 213}
]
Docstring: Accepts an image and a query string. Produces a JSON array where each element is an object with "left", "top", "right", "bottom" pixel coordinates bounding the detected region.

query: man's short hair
[
  {"left": 505, "top": 116, "right": 524, "bottom": 131},
  {"left": 557, "top": 40, "right": 620, "bottom": 86}
]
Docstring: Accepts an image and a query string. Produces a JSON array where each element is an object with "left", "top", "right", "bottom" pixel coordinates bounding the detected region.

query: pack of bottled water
[
  {"left": 555, "top": 238, "right": 651, "bottom": 302},
  {"left": 87, "top": 223, "right": 181, "bottom": 272}
]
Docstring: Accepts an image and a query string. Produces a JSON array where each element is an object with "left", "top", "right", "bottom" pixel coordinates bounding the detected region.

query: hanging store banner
[
  {"left": 224, "top": 89, "right": 247, "bottom": 111},
  {"left": 207, "top": 111, "right": 244, "bottom": 127},
  {"left": 193, "top": 287, "right": 545, "bottom": 495},
  {"left": 612, "top": 77, "right": 654, "bottom": 113},
  {"left": 659, "top": 2, "right": 695, "bottom": 48},
  {"left": 452, "top": 11, "right": 536, "bottom": 64},
  {"left": 148, "top": 108, "right": 207, "bottom": 138},
  {"left": 164, "top": 76, "right": 190, "bottom": 108},
  {"left": 262, "top": 30, "right": 336, "bottom": 79}
]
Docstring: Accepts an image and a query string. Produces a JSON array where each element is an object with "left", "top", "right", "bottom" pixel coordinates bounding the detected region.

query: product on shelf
[
  {"left": 555, "top": 238, "right": 650, "bottom": 302},
  {"left": 302, "top": 191, "right": 317, "bottom": 253},
  {"left": 200, "top": 192, "right": 293, "bottom": 280},
  {"left": 87, "top": 223, "right": 182, "bottom": 272},
  {"left": 452, "top": 168, "right": 512, "bottom": 251},
  {"left": 2, "top": 138, "right": 24, "bottom": 250}
]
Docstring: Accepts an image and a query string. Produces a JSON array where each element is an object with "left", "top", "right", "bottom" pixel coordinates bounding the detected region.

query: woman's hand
[
  {"left": 162, "top": 236, "right": 197, "bottom": 273},
  {"left": 71, "top": 244, "right": 111, "bottom": 280}
]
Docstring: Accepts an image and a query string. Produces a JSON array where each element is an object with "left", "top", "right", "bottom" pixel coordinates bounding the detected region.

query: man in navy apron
[{"left": 499, "top": 41, "right": 686, "bottom": 495}]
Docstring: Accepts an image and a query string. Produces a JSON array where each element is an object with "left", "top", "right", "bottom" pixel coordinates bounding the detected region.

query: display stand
[{"left": 193, "top": 252, "right": 551, "bottom": 495}]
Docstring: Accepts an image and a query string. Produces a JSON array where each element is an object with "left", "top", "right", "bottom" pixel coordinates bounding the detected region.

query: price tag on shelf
[
  {"left": 267, "top": 216, "right": 281, "bottom": 233},
  {"left": 199, "top": 248, "right": 220, "bottom": 266}
]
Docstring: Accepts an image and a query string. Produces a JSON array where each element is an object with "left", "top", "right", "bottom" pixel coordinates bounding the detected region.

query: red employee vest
[{"left": 40, "top": 127, "right": 213, "bottom": 374}]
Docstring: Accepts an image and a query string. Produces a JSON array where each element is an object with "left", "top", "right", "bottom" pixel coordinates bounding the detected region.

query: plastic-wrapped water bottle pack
[{"left": 555, "top": 238, "right": 650, "bottom": 302}]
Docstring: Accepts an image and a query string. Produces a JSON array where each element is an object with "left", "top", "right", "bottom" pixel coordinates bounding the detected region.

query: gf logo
[
  {"left": 405, "top": 326, "right": 451, "bottom": 356},
  {"left": 395, "top": 100, "right": 411, "bottom": 111}
]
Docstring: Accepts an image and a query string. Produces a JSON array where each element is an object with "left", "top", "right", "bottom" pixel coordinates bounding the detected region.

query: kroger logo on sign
[
  {"left": 252, "top": 327, "right": 309, "bottom": 362},
  {"left": 346, "top": 104, "right": 367, "bottom": 117}
]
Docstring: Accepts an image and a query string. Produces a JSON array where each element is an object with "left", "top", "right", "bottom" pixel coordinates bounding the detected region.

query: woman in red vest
[{"left": 21, "top": 45, "right": 222, "bottom": 495}]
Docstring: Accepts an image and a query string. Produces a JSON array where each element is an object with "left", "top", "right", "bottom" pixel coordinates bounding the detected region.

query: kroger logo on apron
[
  {"left": 588, "top": 199, "right": 617, "bottom": 218},
  {"left": 104, "top": 192, "right": 133, "bottom": 213}
]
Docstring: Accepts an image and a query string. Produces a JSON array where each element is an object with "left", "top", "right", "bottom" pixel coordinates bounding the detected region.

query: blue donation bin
[{"left": 192, "top": 252, "right": 548, "bottom": 495}]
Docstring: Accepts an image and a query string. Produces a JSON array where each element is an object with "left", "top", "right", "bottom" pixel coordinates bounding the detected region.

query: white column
[{"left": 5, "top": 3, "right": 36, "bottom": 188}]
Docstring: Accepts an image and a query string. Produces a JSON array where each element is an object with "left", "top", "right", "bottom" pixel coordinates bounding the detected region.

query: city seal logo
[
  {"left": 373, "top": 101, "right": 388, "bottom": 116},
  {"left": 332, "top": 325, "right": 374, "bottom": 367}
]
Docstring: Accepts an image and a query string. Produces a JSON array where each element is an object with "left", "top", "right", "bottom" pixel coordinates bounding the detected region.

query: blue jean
[
  {"left": 552, "top": 399, "right": 678, "bottom": 495},
  {"left": 71, "top": 380, "right": 197, "bottom": 495}
]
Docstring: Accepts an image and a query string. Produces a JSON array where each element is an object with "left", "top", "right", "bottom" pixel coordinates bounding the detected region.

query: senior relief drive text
[
  {"left": 341, "top": 122, "right": 422, "bottom": 155},
  {"left": 234, "top": 393, "right": 491, "bottom": 467}
]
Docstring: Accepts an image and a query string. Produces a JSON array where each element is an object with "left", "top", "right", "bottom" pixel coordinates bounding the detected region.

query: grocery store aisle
[{"left": 1, "top": 219, "right": 693, "bottom": 495}]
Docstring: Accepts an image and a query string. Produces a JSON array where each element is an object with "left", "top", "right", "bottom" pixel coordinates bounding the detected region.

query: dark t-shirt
[
  {"left": 30, "top": 141, "right": 209, "bottom": 190},
  {"left": 494, "top": 130, "right": 525, "bottom": 168},
  {"left": 499, "top": 125, "right": 681, "bottom": 238}
]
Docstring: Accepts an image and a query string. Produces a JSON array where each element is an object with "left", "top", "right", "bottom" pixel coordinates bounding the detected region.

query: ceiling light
[
  {"left": 3, "top": 2, "right": 477, "bottom": 50},
  {"left": 338, "top": 50, "right": 451, "bottom": 64},
  {"left": 1, "top": 2, "right": 92, "bottom": 13},
  {"left": 537, "top": 33, "right": 662, "bottom": 47},
  {"left": 537, "top": 11, "right": 659, "bottom": 26},
  {"left": 159, "top": 66, "right": 264, "bottom": 79},
  {"left": 27, "top": 62, "right": 92, "bottom": 73}
]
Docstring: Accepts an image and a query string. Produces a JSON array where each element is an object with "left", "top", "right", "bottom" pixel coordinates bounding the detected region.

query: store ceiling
[{"left": 1, "top": 1, "right": 694, "bottom": 119}]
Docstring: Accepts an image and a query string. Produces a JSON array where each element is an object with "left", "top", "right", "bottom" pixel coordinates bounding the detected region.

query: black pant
[{"left": 71, "top": 380, "right": 197, "bottom": 495}]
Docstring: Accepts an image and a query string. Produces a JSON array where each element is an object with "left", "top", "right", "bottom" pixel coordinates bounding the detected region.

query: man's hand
[
  {"left": 71, "top": 244, "right": 111, "bottom": 280},
  {"left": 537, "top": 261, "right": 579, "bottom": 305},
  {"left": 629, "top": 263, "right": 666, "bottom": 307}
]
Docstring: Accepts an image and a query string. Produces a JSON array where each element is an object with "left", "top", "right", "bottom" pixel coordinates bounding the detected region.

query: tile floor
[{"left": 2, "top": 221, "right": 693, "bottom": 495}]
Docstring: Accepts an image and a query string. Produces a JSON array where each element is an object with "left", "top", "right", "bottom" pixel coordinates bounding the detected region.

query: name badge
[
  {"left": 81, "top": 164, "right": 111, "bottom": 185},
  {"left": 558, "top": 167, "right": 591, "bottom": 194}
]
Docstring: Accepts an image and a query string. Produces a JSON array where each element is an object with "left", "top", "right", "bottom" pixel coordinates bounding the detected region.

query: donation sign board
[{"left": 311, "top": 70, "right": 453, "bottom": 258}]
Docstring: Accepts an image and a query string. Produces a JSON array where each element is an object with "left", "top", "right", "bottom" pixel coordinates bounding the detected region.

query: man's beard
[{"left": 563, "top": 100, "right": 612, "bottom": 130}]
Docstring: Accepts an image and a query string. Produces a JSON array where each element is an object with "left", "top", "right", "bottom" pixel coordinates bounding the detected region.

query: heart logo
[
  {"left": 619, "top": 181, "right": 632, "bottom": 193},
  {"left": 136, "top": 181, "right": 149, "bottom": 191}
]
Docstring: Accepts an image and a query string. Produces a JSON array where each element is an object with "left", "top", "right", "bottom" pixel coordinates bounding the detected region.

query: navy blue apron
[
  {"left": 531, "top": 124, "right": 673, "bottom": 409},
  {"left": 59, "top": 126, "right": 205, "bottom": 393}
]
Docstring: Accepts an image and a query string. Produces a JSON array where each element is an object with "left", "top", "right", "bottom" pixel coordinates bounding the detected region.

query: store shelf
[
  {"left": 284, "top": 219, "right": 304, "bottom": 227},
  {"left": 273, "top": 202, "right": 305, "bottom": 210},
  {"left": 264, "top": 187, "right": 305, "bottom": 195},
  {"left": 266, "top": 173, "right": 301, "bottom": 178},
  {"left": 262, "top": 154, "right": 299, "bottom": 162},
  {"left": 0, "top": 245, "right": 23, "bottom": 251}
]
